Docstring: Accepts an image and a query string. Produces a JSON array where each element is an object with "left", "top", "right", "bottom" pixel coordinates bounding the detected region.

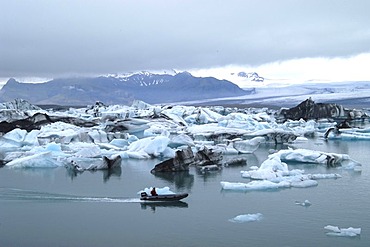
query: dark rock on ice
[
  {"left": 194, "top": 146, "right": 223, "bottom": 167},
  {"left": 0, "top": 112, "right": 98, "bottom": 134},
  {"left": 279, "top": 97, "right": 353, "bottom": 121},
  {"left": 151, "top": 146, "right": 195, "bottom": 173}
]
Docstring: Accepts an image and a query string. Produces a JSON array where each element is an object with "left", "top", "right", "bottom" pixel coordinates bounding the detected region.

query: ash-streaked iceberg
[{"left": 269, "top": 148, "right": 362, "bottom": 169}]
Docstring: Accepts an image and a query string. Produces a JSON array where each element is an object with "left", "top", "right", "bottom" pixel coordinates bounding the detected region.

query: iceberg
[
  {"left": 324, "top": 127, "right": 370, "bottom": 140},
  {"left": 324, "top": 225, "right": 361, "bottom": 237},
  {"left": 67, "top": 154, "right": 122, "bottom": 171},
  {"left": 5, "top": 152, "right": 63, "bottom": 168},
  {"left": 127, "top": 135, "right": 173, "bottom": 158},
  {"left": 0, "top": 128, "right": 40, "bottom": 149},
  {"left": 221, "top": 180, "right": 291, "bottom": 191},
  {"left": 222, "top": 153, "right": 343, "bottom": 192},
  {"left": 232, "top": 136, "right": 265, "bottom": 154},
  {"left": 229, "top": 213, "right": 263, "bottom": 223},
  {"left": 269, "top": 148, "right": 362, "bottom": 169}
]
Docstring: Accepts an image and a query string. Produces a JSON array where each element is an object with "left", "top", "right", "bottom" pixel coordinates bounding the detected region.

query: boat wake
[{"left": 0, "top": 188, "right": 141, "bottom": 203}]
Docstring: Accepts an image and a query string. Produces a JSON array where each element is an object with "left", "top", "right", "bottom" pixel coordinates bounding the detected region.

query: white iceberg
[
  {"left": 222, "top": 154, "right": 344, "bottom": 191},
  {"left": 229, "top": 213, "right": 263, "bottom": 223},
  {"left": 0, "top": 128, "right": 40, "bottom": 149},
  {"left": 269, "top": 148, "right": 362, "bottom": 169},
  {"left": 5, "top": 152, "right": 63, "bottom": 168},
  {"left": 126, "top": 135, "right": 174, "bottom": 159},
  {"left": 232, "top": 136, "right": 265, "bottom": 154},
  {"left": 324, "top": 225, "right": 361, "bottom": 237},
  {"left": 221, "top": 180, "right": 291, "bottom": 191}
]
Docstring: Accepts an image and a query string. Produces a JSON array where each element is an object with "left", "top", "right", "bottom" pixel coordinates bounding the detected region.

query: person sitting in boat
[{"left": 151, "top": 187, "right": 158, "bottom": 196}]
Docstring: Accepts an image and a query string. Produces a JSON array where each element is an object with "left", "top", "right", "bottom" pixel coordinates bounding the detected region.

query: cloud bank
[{"left": 1, "top": 0, "right": 370, "bottom": 82}]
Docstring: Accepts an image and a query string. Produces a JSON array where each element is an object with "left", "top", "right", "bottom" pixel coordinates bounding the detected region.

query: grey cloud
[{"left": 1, "top": 0, "right": 370, "bottom": 78}]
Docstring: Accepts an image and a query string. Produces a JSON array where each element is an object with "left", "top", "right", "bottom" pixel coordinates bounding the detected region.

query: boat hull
[{"left": 140, "top": 193, "right": 188, "bottom": 201}]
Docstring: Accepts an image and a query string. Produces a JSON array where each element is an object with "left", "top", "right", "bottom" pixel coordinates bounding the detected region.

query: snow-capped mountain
[
  {"left": 234, "top": 72, "right": 264, "bottom": 82},
  {"left": 0, "top": 72, "right": 251, "bottom": 106}
]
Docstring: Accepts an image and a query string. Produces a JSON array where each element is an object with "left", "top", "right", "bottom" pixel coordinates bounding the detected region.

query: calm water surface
[{"left": 1, "top": 137, "right": 370, "bottom": 247}]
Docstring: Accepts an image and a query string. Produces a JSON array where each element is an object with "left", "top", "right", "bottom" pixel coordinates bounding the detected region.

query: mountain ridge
[{"left": 0, "top": 72, "right": 251, "bottom": 106}]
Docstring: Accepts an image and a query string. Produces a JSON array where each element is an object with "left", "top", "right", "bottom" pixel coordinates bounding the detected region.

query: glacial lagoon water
[{"left": 1, "top": 138, "right": 370, "bottom": 247}]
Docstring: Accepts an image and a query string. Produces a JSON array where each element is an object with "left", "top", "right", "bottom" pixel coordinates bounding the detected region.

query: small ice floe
[
  {"left": 199, "top": 164, "right": 221, "bottom": 173},
  {"left": 324, "top": 225, "right": 361, "bottom": 237},
  {"left": 270, "top": 148, "right": 362, "bottom": 170},
  {"left": 307, "top": 173, "right": 342, "bottom": 179},
  {"left": 221, "top": 180, "right": 291, "bottom": 191},
  {"left": 295, "top": 200, "right": 312, "bottom": 207},
  {"left": 292, "top": 136, "right": 309, "bottom": 143},
  {"left": 229, "top": 213, "right": 263, "bottom": 223}
]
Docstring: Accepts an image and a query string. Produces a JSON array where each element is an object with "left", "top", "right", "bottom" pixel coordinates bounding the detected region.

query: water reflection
[
  {"left": 66, "top": 166, "right": 122, "bottom": 183},
  {"left": 195, "top": 168, "right": 221, "bottom": 181},
  {"left": 153, "top": 171, "right": 194, "bottom": 190},
  {"left": 2, "top": 166, "right": 58, "bottom": 178},
  {"left": 140, "top": 201, "right": 188, "bottom": 212}
]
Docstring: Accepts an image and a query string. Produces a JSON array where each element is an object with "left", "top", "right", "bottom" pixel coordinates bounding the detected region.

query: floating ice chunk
[
  {"left": 124, "top": 150, "right": 151, "bottom": 159},
  {"left": 295, "top": 200, "right": 312, "bottom": 207},
  {"left": 169, "top": 134, "right": 194, "bottom": 148},
  {"left": 232, "top": 137, "right": 265, "bottom": 154},
  {"left": 0, "top": 128, "right": 40, "bottom": 149},
  {"left": 229, "top": 213, "right": 263, "bottom": 223},
  {"left": 109, "top": 138, "right": 130, "bottom": 148},
  {"left": 308, "top": 173, "right": 342, "bottom": 179},
  {"left": 38, "top": 122, "right": 80, "bottom": 144},
  {"left": 292, "top": 136, "right": 308, "bottom": 143},
  {"left": 324, "top": 225, "right": 361, "bottom": 237},
  {"left": 127, "top": 135, "right": 170, "bottom": 158},
  {"left": 290, "top": 179, "right": 318, "bottom": 188},
  {"left": 187, "top": 124, "right": 247, "bottom": 139},
  {"left": 75, "top": 145, "right": 102, "bottom": 158},
  {"left": 2, "top": 128, "right": 28, "bottom": 143},
  {"left": 67, "top": 154, "right": 122, "bottom": 171},
  {"left": 44, "top": 142, "right": 62, "bottom": 152},
  {"left": 88, "top": 129, "right": 108, "bottom": 143},
  {"left": 5, "top": 152, "right": 62, "bottom": 168},
  {"left": 215, "top": 143, "right": 239, "bottom": 155},
  {"left": 221, "top": 180, "right": 291, "bottom": 191},
  {"left": 143, "top": 123, "right": 171, "bottom": 137},
  {"left": 325, "top": 127, "right": 370, "bottom": 140},
  {"left": 240, "top": 156, "right": 290, "bottom": 180},
  {"left": 269, "top": 148, "right": 362, "bottom": 170}
]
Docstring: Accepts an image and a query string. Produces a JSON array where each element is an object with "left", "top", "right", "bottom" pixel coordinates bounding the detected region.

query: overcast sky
[{"left": 1, "top": 0, "right": 370, "bottom": 85}]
